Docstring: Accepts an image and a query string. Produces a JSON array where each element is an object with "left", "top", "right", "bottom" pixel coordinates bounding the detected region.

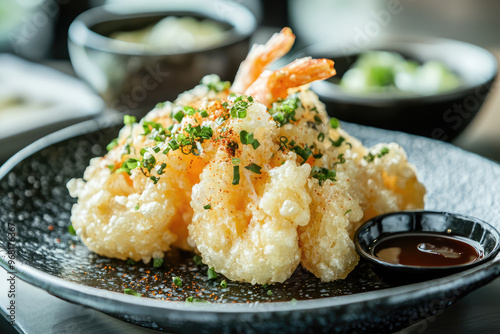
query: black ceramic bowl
[
  {"left": 68, "top": 0, "right": 257, "bottom": 114},
  {"left": 355, "top": 211, "right": 500, "bottom": 279},
  {"left": 294, "top": 37, "right": 498, "bottom": 142}
]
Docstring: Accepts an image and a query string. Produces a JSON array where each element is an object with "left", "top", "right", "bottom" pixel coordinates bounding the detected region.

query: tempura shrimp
[
  {"left": 245, "top": 57, "right": 336, "bottom": 107},
  {"left": 231, "top": 27, "right": 295, "bottom": 93},
  {"left": 68, "top": 27, "right": 426, "bottom": 285}
]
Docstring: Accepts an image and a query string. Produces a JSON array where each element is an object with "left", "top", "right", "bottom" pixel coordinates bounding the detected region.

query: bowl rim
[
  {"left": 68, "top": 0, "right": 257, "bottom": 56},
  {"left": 354, "top": 210, "right": 500, "bottom": 273},
  {"left": 294, "top": 36, "right": 498, "bottom": 104}
]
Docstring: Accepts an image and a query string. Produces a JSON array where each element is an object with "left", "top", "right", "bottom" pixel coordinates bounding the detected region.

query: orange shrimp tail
[
  {"left": 231, "top": 27, "right": 296, "bottom": 93},
  {"left": 245, "top": 57, "right": 336, "bottom": 107},
  {"left": 269, "top": 58, "right": 336, "bottom": 102}
]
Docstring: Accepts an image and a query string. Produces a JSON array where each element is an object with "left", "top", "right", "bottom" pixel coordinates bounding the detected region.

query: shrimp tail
[
  {"left": 231, "top": 27, "right": 295, "bottom": 93},
  {"left": 245, "top": 57, "right": 336, "bottom": 107}
]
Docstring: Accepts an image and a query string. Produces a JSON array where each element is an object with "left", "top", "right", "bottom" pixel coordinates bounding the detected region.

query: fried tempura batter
[{"left": 68, "top": 28, "right": 425, "bottom": 284}]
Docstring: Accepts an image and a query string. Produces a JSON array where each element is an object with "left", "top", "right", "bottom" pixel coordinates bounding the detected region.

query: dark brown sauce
[{"left": 372, "top": 232, "right": 484, "bottom": 267}]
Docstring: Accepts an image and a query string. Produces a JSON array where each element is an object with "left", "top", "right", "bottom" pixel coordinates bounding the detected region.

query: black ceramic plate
[{"left": 1, "top": 117, "right": 500, "bottom": 333}]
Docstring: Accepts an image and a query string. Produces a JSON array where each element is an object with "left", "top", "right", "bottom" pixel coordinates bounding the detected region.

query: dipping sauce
[{"left": 372, "top": 232, "right": 484, "bottom": 267}]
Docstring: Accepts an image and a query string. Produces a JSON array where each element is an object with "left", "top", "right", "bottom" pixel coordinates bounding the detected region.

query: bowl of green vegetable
[{"left": 295, "top": 37, "right": 497, "bottom": 141}]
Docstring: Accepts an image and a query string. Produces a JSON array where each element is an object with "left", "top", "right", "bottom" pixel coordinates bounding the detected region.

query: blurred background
[{"left": 0, "top": 0, "right": 499, "bottom": 163}]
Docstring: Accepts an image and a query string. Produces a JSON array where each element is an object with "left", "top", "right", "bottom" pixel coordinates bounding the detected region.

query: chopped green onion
[
  {"left": 231, "top": 158, "right": 241, "bottom": 165},
  {"left": 157, "top": 163, "right": 167, "bottom": 175},
  {"left": 317, "top": 133, "right": 325, "bottom": 142},
  {"left": 68, "top": 225, "right": 76, "bottom": 236},
  {"left": 232, "top": 165, "right": 240, "bottom": 185},
  {"left": 267, "top": 290, "right": 273, "bottom": 296},
  {"left": 183, "top": 106, "right": 197, "bottom": 115},
  {"left": 345, "top": 209, "right": 352, "bottom": 215},
  {"left": 150, "top": 176, "right": 159, "bottom": 184},
  {"left": 207, "top": 267, "right": 217, "bottom": 280},
  {"left": 329, "top": 136, "right": 345, "bottom": 147},
  {"left": 153, "top": 258, "right": 164, "bottom": 268},
  {"left": 156, "top": 102, "right": 166, "bottom": 109},
  {"left": 220, "top": 280, "right": 228, "bottom": 288},
  {"left": 168, "top": 139, "right": 180, "bottom": 151},
  {"left": 173, "top": 110, "right": 185, "bottom": 123},
  {"left": 185, "top": 296, "right": 210, "bottom": 303},
  {"left": 310, "top": 166, "right": 337, "bottom": 186},
  {"left": 200, "top": 74, "right": 231, "bottom": 93},
  {"left": 203, "top": 204, "right": 211, "bottom": 210},
  {"left": 314, "top": 115, "right": 322, "bottom": 124},
  {"left": 135, "top": 203, "right": 140, "bottom": 210},
  {"left": 114, "top": 158, "right": 140, "bottom": 175},
  {"left": 245, "top": 163, "right": 262, "bottom": 174},
  {"left": 200, "top": 110, "right": 209, "bottom": 118},
  {"left": 124, "top": 288, "right": 142, "bottom": 297},
  {"left": 378, "top": 147, "right": 389, "bottom": 158},
  {"left": 193, "top": 255, "right": 203, "bottom": 266},
  {"left": 330, "top": 117, "right": 340, "bottom": 129},
  {"left": 124, "top": 115, "right": 137, "bottom": 125},
  {"left": 106, "top": 138, "right": 119, "bottom": 151},
  {"left": 172, "top": 276, "right": 183, "bottom": 287},
  {"left": 269, "top": 96, "right": 300, "bottom": 126}
]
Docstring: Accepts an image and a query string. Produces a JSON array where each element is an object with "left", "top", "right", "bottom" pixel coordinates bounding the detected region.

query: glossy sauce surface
[{"left": 372, "top": 232, "right": 484, "bottom": 267}]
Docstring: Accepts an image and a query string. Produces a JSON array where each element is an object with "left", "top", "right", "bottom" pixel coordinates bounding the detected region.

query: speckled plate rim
[{"left": 1, "top": 117, "right": 500, "bottom": 318}]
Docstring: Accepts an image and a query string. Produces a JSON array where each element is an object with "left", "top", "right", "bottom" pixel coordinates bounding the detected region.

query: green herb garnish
[
  {"left": 269, "top": 96, "right": 300, "bottom": 127},
  {"left": 68, "top": 225, "right": 76, "bottom": 236},
  {"left": 207, "top": 267, "right": 217, "bottom": 280},
  {"left": 220, "top": 280, "right": 228, "bottom": 288},
  {"left": 193, "top": 255, "right": 203, "bottom": 266},
  {"left": 330, "top": 117, "right": 340, "bottom": 129},
  {"left": 245, "top": 163, "right": 262, "bottom": 174},
  {"left": 106, "top": 138, "right": 119, "bottom": 151},
  {"left": 329, "top": 136, "right": 345, "bottom": 147},
  {"left": 185, "top": 296, "right": 210, "bottom": 303},
  {"left": 203, "top": 204, "right": 211, "bottom": 210},
  {"left": 200, "top": 74, "right": 231, "bottom": 93},
  {"left": 232, "top": 165, "right": 240, "bottom": 185},
  {"left": 135, "top": 203, "right": 140, "bottom": 210},
  {"left": 153, "top": 258, "right": 164, "bottom": 268},
  {"left": 310, "top": 166, "right": 336, "bottom": 185},
  {"left": 124, "top": 288, "right": 142, "bottom": 297},
  {"left": 172, "top": 276, "right": 183, "bottom": 287},
  {"left": 173, "top": 110, "right": 185, "bottom": 123},
  {"left": 239, "top": 130, "right": 260, "bottom": 149},
  {"left": 124, "top": 115, "right": 137, "bottom": 125},
  {"left": 114, "top": 158, "right": 140, "bottom": 175},
  {"left": 345, "top": 209, "right": 352, "bottom": 215}
]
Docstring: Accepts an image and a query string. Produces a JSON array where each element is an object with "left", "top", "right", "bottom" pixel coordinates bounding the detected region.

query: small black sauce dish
[{"left": 354, "top": 211, "right": 500, "bottom": 282}]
